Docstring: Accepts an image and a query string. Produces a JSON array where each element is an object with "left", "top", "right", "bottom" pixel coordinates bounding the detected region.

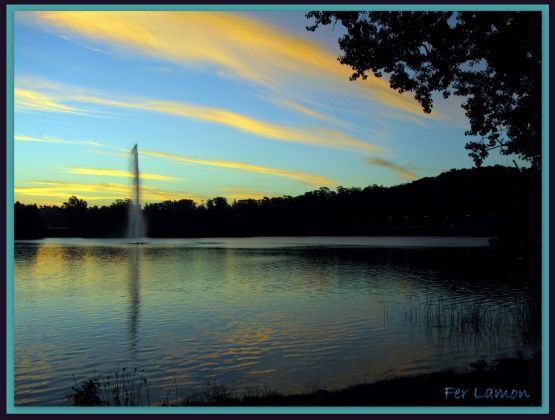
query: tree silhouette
[
  {"left": 62, "top": 196, "right": 88, "bottom": 211},
  {"left": 14, "top": 166, "right": 539, "bottom": 248},
  {"left": 61, "top": 196, "right": 89, "bottom": 234},
  {"left": 14, "top": 201, "right": 45, "bottom": 238},
  {"left": 206, "top": 197, "right": 230, "bottom": 213},
  {"left": 306, "top": 11, "right": 541, "bottom": 168}
]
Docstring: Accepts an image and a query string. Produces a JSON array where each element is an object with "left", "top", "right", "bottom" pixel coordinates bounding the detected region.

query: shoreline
[
  {"left": 176, "top": 354, "right": 542, "bottom": 407},
  {"left": 66, "top": 354, "right": 541, "bottom": 407}
]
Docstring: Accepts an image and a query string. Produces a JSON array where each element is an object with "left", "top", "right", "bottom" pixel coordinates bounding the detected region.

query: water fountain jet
[{"left": 128, "top": 144, "right": 145, "bottom": 243}]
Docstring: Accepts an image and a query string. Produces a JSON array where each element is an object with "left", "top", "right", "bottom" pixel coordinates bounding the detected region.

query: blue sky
[{"left": 13, "top": 11, "right": 516, "bottom": 206}]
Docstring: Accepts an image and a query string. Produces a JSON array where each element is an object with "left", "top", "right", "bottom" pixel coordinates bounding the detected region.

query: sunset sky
[{"left": 13, "top": 10, "right": 518, "bottom": 206}]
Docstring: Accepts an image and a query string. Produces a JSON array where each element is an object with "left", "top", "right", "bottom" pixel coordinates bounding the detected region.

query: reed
[
  {"left": 66, "top": 367, "right": 150, "bottom": 406},
  {"left": 402, "top": 294, "right": 540, "bottom": 349}
]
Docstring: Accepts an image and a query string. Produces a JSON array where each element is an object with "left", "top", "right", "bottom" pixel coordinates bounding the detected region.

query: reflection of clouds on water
[
  {"left": 14, "top": 343, "right": 58, "bottom": 405},
  {"left": 14, "top": 240, "right": 540, "bottom": 405}
]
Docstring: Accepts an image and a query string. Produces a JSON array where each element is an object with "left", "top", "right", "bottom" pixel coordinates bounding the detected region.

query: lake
[{"left": 14, "top": 236, "right": 540, "bottom": 406}]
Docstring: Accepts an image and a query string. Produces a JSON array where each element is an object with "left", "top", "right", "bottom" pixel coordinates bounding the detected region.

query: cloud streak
[
  {"left": 15, "top": 131, "right": 336, "bottom": 187},
  {"left": 15, "top": 180, "right": 200, "bottom": 202},
  {"left": 366, "top": 158, "right": 418, "bottom": 181},
  {"left": 141, "top": 150, "right": 336, "bottom": 187},
  {"left": 127, "top": 97, "right": 385, "bottom": 153},
  {"left": 29, "top": 11, "right": 425, "bottom": 117},
  {"left": 15, "top": 134, "right": 121, "bottom": 149},
  {"left": 266, "top": 96, "right": 339, "bottom": 123},
  {"left": 15, "top": 79, "right": 384, "bottom": 153},
  {"left": 63, "top": 167, "right": 179, "bottom": 182},
  {"left": 15, "top": 87, "right": 89, "bottom": 115}
]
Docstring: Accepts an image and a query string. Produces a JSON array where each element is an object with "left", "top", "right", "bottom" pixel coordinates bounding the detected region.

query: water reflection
[
  {"left": 127, "top": 246, "right": 141, "bottom": 357},
  {"left": 13, "top": 238, "right": 540, "bottom": 406}
]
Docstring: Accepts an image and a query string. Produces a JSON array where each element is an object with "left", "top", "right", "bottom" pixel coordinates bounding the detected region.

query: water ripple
[{"left": 14, "top": 239, "right": 538, "bottom": 405}]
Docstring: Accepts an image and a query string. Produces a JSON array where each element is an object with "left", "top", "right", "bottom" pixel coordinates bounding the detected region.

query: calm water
[{"left": 14, "top": 237, "right": 539, "bottom": 406}]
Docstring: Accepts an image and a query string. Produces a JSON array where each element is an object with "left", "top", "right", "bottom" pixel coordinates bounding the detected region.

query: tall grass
[
  {"left": 66, "top": 367, "right": 150, "bottom": 406},
  {"left": 402, "top": 294, "right": 540, "bottom": 350},
  {"left": 66, "top": 369, "right": 284, "bottom": 406}
]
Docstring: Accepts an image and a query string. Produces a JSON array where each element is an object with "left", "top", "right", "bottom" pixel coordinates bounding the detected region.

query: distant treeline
[{"left": 15, "top": 166, "right": 540, "bottom": 240}]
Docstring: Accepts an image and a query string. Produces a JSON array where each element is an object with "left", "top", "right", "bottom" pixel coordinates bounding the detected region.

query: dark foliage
[
  {"left": 14, "top": 202, "right": 46, "bottom": 239},
  {"left": 66, "top": 368, "right": 149, "bottom": 406},
  {"left": 306, "top": 11, "right": 541, "bottom": 168},
  {"left": 66, "top": 379, "right": 103, "bottom": 406},
  {"left": 14, "top": 166, "right": 540, "bottom": 243}
]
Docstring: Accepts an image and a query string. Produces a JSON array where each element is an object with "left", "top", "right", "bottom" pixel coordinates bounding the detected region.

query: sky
[{"left": 13, "top": 10, "right": 518, "bottom": 207}]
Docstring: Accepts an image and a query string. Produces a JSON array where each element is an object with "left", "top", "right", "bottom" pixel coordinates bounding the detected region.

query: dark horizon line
[{"left": 14, "top": 163, "right": 534, "bottom": 208}]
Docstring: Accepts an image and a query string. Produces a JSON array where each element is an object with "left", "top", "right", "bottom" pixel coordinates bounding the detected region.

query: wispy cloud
[
  {"left": 15, "top": 133, "right": 124, "bottom": 149},
  {"left": 15, "top": 78, "right": 385, "bottom": 153},
  {"left": 16, "top": 130, "right": 336, "bottom": 187},
  {"left": 265, "top": 95, "right": 339, "bottom": 123},
  {"left": 141, "top": 150, "right": 336, "bottom": 187},
  {"left": 29, "top": 11, "right": 426, "bottom": 117},
  {"left": 14, "top": 80, "right": 104, "bottom": 118},
  {"left": 18, "top": 180, "right": 127, "bottom": 194},
  {"left": 366, "top": 158, "right": 418, "bottom": 181},
  {"left": 63, "top": 167, "right": 179, "bottom": 182},
  {"left": 15, "top": 87, "right": 89, "bottom": 115},
  {"left": 127, "top": 97, "right": 385, "bottom": 153},
  {"left": 15, "top": 180, "right": 200, "bottom": 203}
]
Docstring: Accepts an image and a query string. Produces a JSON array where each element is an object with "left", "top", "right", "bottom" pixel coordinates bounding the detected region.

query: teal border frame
[{"left": 5, "top": 3, "right": 549, "bottom": 415}]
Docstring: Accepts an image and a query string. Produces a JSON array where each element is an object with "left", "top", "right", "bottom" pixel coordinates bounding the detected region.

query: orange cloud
[
  {"left": 266, "top": 96, "right": 339, "bottom": 123},
  {"left": 15, "top": 87, "right": 88, "bottom": 115},
  {"left": 366, "top": 158, "right": 418, "bottom": 181},
  {"left": 141, "top": 149, "right": 336, "bottom": 187},
  {"left": 15, "top": 180, "right": 200, "bottom": 203},
  {"left": 15, "top": 129, "right": 337, "bottom": 187},
  {"left": 15, "top": 79, "right": 385, "bottom": 153},
  {"left": 29, "top": 11, "right": 425, "bottom": 116},
  {"left": 63, "top": 167, "right": 179, "bottom": 182},
  {"left": 140, "top": 99, "right": 384, "bottom": 152}
]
